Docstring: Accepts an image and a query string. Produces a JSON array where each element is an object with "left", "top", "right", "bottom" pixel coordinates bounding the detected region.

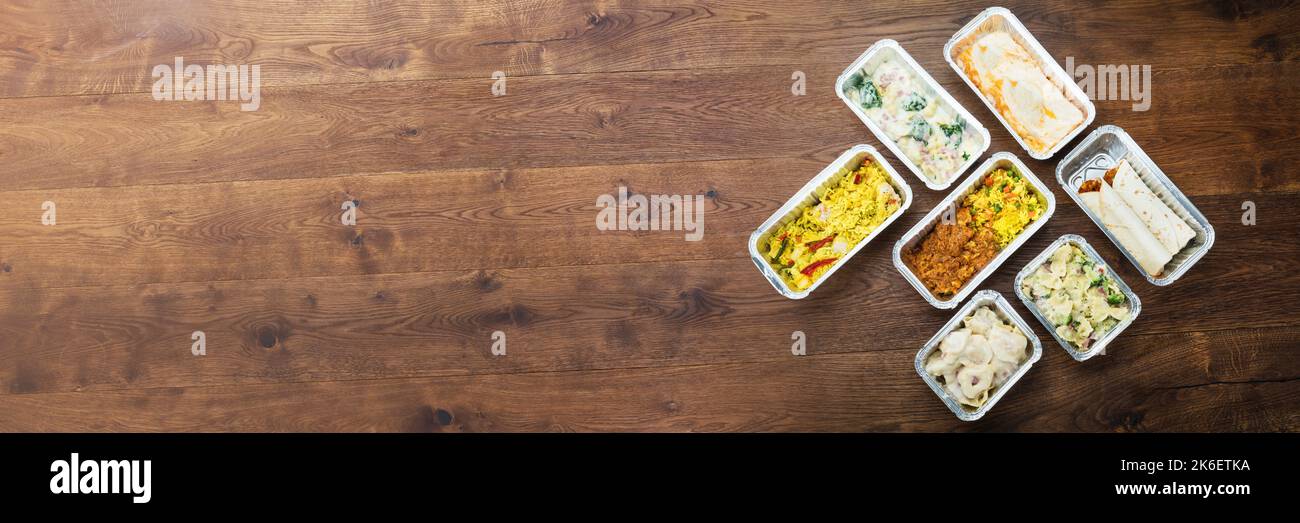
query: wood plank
[
  {"left": 3, "top": 205, "right": 1297, "bottom": 396},
  {"left": 1, "top": 61, "right": 1297, "bottom": 193},
  {"left": 0, "top": 153, "right": 1293, "bottom": 289},
  {"left": 1, "top": 326, "right": 1295, "bottom": 431},
  {"left": 0, "top": 0, "right": 1294, "bottom": 98}
]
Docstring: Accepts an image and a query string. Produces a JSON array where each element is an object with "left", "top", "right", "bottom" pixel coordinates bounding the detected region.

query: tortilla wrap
[
  {"left": 1110, "top": 159, "right": 1196, "bottom": 255},
  {"left": 1080, "top": 181, "right": 1171, "bottom": 276}
]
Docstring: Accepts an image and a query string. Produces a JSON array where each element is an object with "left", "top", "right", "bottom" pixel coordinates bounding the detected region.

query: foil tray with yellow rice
[{"left": 763, "top": 157, "right": 903, "bottom": 292}]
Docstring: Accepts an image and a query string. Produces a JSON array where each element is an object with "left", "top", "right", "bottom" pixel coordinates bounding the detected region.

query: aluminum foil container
[
  {"left": 836, "top": 38, "right": 991, "bottom": 191},
  {"left": 1013, "top": 234, "right": 1142, "bottom": 361},
  {"left": 893, "top": 152, "right": 1055, "bottom": 308},
  {"left": 1055, "top": 125, "right": 1215, "bottom": 286},
  {"left": 915, "top": 289, "right": 1042, "bottom": 421},
  {"left": 943, "top": 6, "right": 1096, "bottom": 160},
  {"left": 749, "top": 145, "right": 913, "bottom": 299}
]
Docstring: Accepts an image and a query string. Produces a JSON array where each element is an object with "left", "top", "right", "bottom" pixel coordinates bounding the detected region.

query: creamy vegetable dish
[
  {"left": 765, "top": 159, "right": 902, "bottom": 291},
  {"left": 925, "top": 306, "right": 1028, "bottom": 408},
  {"left": 1020, "top": 244, "right": 1130, "bottom": 350},
  {"left": 956, "top": 31, "right": 1084, "bottom": 154},
  {"left": 842, "top": 56, "right": 983, "bottom": 185},
  {"left": 903, "top": 166, "right": 1044, "bottom": 298}
]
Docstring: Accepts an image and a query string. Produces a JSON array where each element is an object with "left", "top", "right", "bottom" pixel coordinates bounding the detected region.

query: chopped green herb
[{"left": 939, "top": 119, "right": 965, "bottom": 137}]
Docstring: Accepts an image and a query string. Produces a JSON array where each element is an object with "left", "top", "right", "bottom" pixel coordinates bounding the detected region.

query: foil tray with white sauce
[
  {"left": 1055, "top": 125, "right": 1215, "bottom": 286},
  {"left": 943, "top": 6, "right": 1095, "bottom": 160},
  {"left": 1013, "top": 234, "right": 1142, "bottom": 361},
  {"left": 749, "top": 145, "right": 913, "bottom": 299},
  {"left": 893, "top": 152, "right": 1055, "bottom": 309},
  {"left": 915, "top": 290, "right": 1042, "bottom": 421},
  {"left": 836, "top": 39, "right": 990, "bottom": 191}
]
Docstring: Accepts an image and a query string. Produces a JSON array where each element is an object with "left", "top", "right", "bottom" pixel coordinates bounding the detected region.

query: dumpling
[
  {"left": 959, "top": 334, "right": 993, "bottom": 367},
  {"left": 939, "top": 328, "right": 970, "bottom": 357},
  {"left": 964, "top": 306, "right": 1000, "bottom": 335},
  {"left": 991, "top": 364, "right": 1015, "bottom": 388},
  {"left": 927, "top": 328, "right": 971, "bottom": 375},
  {"left": 957, "top": 364, "right": 995, "bottom": 403},
  {"left": 925, "top": 351, "right": 957, "bottom": 376},
  {"left": 987, "top": 325, "right": 1027, "bottom": 365},
  {"left": 944, "top": 381, "right": 965, "bottom": 404}
]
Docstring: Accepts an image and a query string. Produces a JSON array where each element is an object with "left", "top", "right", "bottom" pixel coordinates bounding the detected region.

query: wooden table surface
[{"left": 0, "top": 0, "right": 1296, "bottom": 432}]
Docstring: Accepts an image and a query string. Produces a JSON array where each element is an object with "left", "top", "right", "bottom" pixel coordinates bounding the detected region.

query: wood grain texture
[
  {"left": 0, "top": 164, "right": 1293, "bottom": 293},
  {"left": 0, "top": 0, "right": 1297, "bottom": 432},
  {"left": 1, "top": 61, "right": 1297, "bottom": 194},
  {"left": 0, "top": 326, "right": 1295, "bottom": 432},
  {"left": 1, "top": 189, "right": 1297, "bottom": 396},
  {"left": 0, "top": 0, "right": 1295, "bottom": 98}
]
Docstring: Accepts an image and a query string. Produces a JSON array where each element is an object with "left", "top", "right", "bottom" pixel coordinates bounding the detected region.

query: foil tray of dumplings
[{"left": 914, "top": 290, "right": 1043, "bottom": 421}]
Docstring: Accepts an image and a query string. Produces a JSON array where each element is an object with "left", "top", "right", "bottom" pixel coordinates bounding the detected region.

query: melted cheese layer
[{"left": 958, "top": 31, "right": 1083, "bottom": 153}]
